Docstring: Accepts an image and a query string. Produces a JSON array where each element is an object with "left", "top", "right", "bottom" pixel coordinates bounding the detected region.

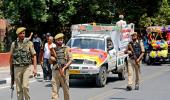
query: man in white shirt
[
  {"left": 116, "top": 15, "right": 127, "bottom": 50},
  {"left": 41, "top": 36, "right": 56, "bottom": 80},
  {"left": 116, "top": 15, "right": 127, "bottom": 28}
]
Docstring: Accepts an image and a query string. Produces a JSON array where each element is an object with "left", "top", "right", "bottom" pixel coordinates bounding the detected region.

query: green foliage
[
  {"left": 156, "top": 0, "right": 170, "bottom": 24},
  {"left": 0, "top": 0, "right": 169, "bottom": 33},
  {"left": 1, "top": 0, "right": 81, "bottom": 32},
  {"left": 139, "top": 0, "right": 170, "bottom": 27},
  {"left": 0, "top": 0, "right": 4, "bottom": 18},
  {"left": 57, "top": 0, "right": 79, "bottom": 25},
  {"left": 139, "top": 13, "right": 153, "bottom": 27}
]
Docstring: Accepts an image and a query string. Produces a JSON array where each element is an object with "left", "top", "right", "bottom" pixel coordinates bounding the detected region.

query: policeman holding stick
[
  {"left": 50, "top": 33, "right": 72, "bottom": 100},
  {"left": 10, "top": 27, "right": 37, "bottom": 100},
  {"left": 124, "top": 32, "right": 145, "bottom": 91}
]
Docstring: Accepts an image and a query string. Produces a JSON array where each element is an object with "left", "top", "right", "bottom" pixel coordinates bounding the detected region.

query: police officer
[
  {"left": 10, "top": 27, "right": 37, "bottom": 100},
  {"left": 50, "top": 33, "right": 72, "bottom": 100},
  {"left": 124, "top": 32, "right": 145, "bottom": 91}
]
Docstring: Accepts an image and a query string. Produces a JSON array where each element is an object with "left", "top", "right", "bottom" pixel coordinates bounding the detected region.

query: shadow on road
[
  {"left": 69, "top": 79, "right": 96, "bottom": 88},
  {"left": 109, "top": 97, "right": 126, "bottom": 100},
  {"left": 113, "top": 87, "right": 127, "bottom": 91},
  {"left": 45, "top": 84, "right": 52, "bottom": 87},
  {"left": 107, "top": 77, "right": 122, "bottom": 83},
  {"left": 35, "top": 76, "right": 124, "bottom": 88},
  {"left": 69, "top": 76, "right": 122, "bottom": 88}
]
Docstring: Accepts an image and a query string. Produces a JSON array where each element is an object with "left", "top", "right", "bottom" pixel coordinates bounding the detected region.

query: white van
[{"left": 67, "top": 23, "right": 134, "bottom": 87}]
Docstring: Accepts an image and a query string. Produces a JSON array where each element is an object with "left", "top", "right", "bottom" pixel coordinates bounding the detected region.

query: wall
[{"left": 0, "top": 53, "right": 10, "bottom": 67}]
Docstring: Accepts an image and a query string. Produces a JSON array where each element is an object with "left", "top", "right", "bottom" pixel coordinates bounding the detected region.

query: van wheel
[
  {"left": 96, "top": 67, "right": 107, "bottom": 87},
  {"left": 118, "top": 63, "right": 126, "bottom": 80}
]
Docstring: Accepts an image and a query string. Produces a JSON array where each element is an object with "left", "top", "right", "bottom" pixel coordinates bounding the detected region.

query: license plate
[{"left": 69, "top": 70, "right": 80, "bottom": 74}]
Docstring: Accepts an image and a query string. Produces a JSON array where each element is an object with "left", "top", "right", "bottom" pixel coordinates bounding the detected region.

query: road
[{"left": 0, "top": 63, "right": 170, "bottom": 100}]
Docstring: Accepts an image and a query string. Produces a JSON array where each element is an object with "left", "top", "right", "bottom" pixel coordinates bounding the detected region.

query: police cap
[
  {"left": 130, "top": 32, "right": 137, "bottom": 36},
  {"left": 54, "top": 33, "right": 64, "bottom": 39},
  {"left": 16, "top": 27, "right": 26, "bottom": 35}
]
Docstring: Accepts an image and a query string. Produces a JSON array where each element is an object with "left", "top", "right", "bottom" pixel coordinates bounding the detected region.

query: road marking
[
  {"left": 1, "top": 66, "right": 170, "bottom": 99},
  {"left": 0, "top": 72, "right": 43, "bottom": 89},
  {"left": 88, "top": 88, "right": 124, "bottom": 100},
  {"left": 141, "top": 66, "right": 170, "bottom": 83},
  {"left": 0, "top": 80, "right": 36, "bottom": 90},
  {"left": 0, "top": 70, "right": 9, "bottom": 73},
  {"left": 0, "top": 85, "right": 10, "bottom": 90},
  {"left": 88, "top": 66, "right": 170, "bottom": 100}
]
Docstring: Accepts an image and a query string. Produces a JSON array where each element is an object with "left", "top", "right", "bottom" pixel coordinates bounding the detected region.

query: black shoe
[
  {"left": 126, "top": 86, "right": 132, "bottom": 91},
  {"left": 135, "top": 85, "right": 139, "bottom": 90}
]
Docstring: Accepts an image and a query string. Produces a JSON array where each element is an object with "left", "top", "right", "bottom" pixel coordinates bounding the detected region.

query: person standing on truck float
[
  {"left": 10, "top": 27, "right": 37, "bottom": 100},
  {"left": 50, "top": 33, "right": 73, "bottom": 100},
  {"left": 116, "top": 15, "right": 127, "bottom": 50},
  {"left": 116, "top": 14, "right": 127, "bottom": 28},
  {"left": 124, "top": 32, "right": 145, "bottom": 91}
]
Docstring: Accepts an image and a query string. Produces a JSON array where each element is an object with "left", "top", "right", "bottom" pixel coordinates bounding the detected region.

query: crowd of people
[{"left": 25, "top": 32, "right": 59, "bottom": 81}]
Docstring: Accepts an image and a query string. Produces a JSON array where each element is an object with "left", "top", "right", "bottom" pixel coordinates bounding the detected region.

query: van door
[
  {"left": 117, "top": 51, "right": 126, "bottom": 67},
  {"left": 107, "top": 38, "right": 117, "bottom": 71}
]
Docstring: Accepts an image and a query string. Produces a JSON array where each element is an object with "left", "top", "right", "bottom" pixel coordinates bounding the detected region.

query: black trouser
[
  {"left": 33, "top": 42, "right": 40, "bottom": 63},
  {"left": 42, "top": 58, "right": 52, "bottom": 80}
]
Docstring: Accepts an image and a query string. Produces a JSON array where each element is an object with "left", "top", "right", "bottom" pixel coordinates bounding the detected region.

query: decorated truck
[
  {"left": 67, "top": 23, "right": 134, "bottom": 87},
  {"left": 146, "top": 26, "right": 170, "bottom": 65}
]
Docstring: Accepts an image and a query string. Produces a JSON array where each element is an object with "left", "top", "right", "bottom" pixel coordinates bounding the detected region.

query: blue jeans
[{"left": 42, "top": 58, "right": 52, "bottom": 80}]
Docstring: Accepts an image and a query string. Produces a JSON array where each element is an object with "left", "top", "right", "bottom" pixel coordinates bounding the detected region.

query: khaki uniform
[
  {"left": 10, "top": 38, "right": 36, "bottom": 100},
  {"left": 126, "top": 40, "right": 144, "bottom": 87},
  {"left": 51, "top": 45, "right": 72, "bottom": 100}
]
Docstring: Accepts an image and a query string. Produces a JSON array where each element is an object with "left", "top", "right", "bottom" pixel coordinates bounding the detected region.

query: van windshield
[{"left": 67, "top": 38, "right": 105, "bottom": 51}]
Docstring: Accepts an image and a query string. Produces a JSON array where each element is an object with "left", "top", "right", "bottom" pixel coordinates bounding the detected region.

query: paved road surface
[{"left": 0, "top": 64, "right": 170, "bottom": 100}]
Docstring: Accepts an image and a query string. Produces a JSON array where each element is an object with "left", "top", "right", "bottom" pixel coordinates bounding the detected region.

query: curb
[{"left": 0, "top": 72, "right": 43, "bottom": 85}]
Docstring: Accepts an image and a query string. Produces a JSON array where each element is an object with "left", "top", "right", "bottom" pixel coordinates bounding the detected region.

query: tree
[
  {"left": 154, "top": 0, "right": 170, "bottom": 25},
  {"left": 70, "top": 0, "right": 116, "bottom": 24},
  {"left": 0, "top": 0, "right": 4, "bottom": 18},
  {"left": 0, "top": 0, "right": 167, "bottom": 33},
  {"left": 115, "top": 0, "right": 161, "bottom": 26},
  {"left": 139, "top": 0, "right": 170, "bottom": 27},
  {"left": 139, "top": 13, "right": 153, "bottom": 27},
  {"left": 2, "top": 0, "right": 80, "bottom": 33}
]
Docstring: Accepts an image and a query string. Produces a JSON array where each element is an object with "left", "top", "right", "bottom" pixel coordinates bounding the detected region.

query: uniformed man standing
[
  {"left": 50, "top": 33, "right": 72, "bottom": 100},
  {"left": 124, "top": 32, "right": 145, "bottom": 91},
  {"left": 10, "top": 27, "right": 37, "bottom": 100}
]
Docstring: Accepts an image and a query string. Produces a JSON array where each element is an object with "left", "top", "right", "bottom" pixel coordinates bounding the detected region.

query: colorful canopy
[{"left": 146, "top": 26, "right": 170, "bottom": 33}]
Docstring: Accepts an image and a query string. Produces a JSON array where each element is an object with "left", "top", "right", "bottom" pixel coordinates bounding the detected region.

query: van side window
[{"left": 107, "top": 39, "right": 114, "bottom": 50}]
